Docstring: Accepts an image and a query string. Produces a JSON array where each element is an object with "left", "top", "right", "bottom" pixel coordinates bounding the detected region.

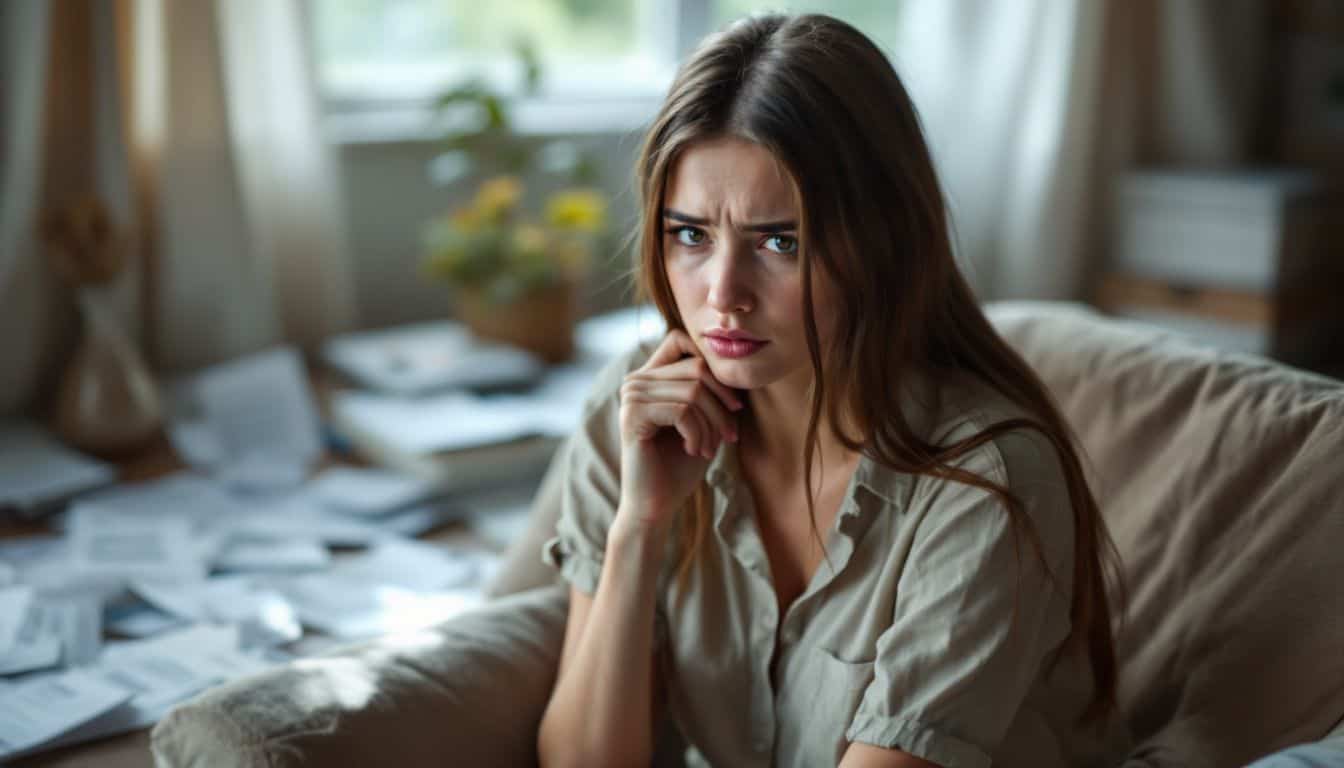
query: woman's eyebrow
[{"left": 662, "top": 208, "right": 796, "bottom": 232}]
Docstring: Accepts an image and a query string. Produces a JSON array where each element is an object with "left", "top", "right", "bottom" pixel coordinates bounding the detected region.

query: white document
[
  {"left": 2, "top": 624, "right": 277, "bottom": 761},
  {"left": 322, "top": 320, "right": 544, "bottom": 395},
  {"left": 282, "top": 577, "right": 483, "bottom": 639},
  {"left": 331, "top": 359, "right": 595, "bottom": 457},
  {"left": 225, "top": 491, "right": 385, "bottom": 547},
  {"left": 0, "top": 422, "right": 116, "bottom": 513},
  {"left": 0, "top": 586, "right": 35, "bottom": 654},
  {"left": 0, "top": 595, "right": 102, "bottom": 676},
  {"left": 131, "top": 576, "right": 302, "bottom": 648},
  {"left": 0, "top": 669, "right": 132, "bottom": 758},
  {"left": 213, "top": 538, "right": 330, "bottom": 572},
  {"left": 0, "top": 604, "right": 61, "bottom": 676},
  {"left": 281, "top": 540, "right": 493, "bottom": 639},
  {"left": 362, "top": 501, "right": 465, "bottom": 538},
  {"left": 104, "top": 601, "right": 187, "bottom": 639},
  {"left": 332, "top": 539, "right": 492, "bottom": 592},
  {"left": 574, "top": 304, "right": 666, "bottom": 363},
  {"left": 194, "top": 347, "right": 323, "bottom": 491},
  {"left": 73, "top": 472, "right": 248, "bottom": 562},
  {"left": 305, "top": 466, "right": 436, "bottom": 517},
  {"left": 68, "top": 505, "right": 206, "bottom": 585}
]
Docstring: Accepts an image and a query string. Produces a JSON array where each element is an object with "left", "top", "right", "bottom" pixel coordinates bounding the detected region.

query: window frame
[{"left": 312, "top": 0, "right": 712, "bottom": 143}]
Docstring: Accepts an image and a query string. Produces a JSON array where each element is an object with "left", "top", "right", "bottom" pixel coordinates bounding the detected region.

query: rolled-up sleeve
[
  {"left": 539, "top": 352, "right": 632, "bottom": 596},
  {"left": 846, "top": 428, "right": 1076, "bottom": 768},
  {"left": 540, "top": 407, "right": 621, "bottom": 595}
]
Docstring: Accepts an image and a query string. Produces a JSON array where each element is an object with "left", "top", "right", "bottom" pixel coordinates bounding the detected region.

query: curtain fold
[
  {"left": 891, "top": 0, "right": 1269, "bottom": 301},
  {"left": 0, "top": 0, "right": 64, "bottom": 416},
  {"left": 0, "top": 0, "right": 357, "bottom": 417}
]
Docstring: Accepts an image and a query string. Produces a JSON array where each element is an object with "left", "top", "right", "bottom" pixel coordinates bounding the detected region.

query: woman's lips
[{"left": 705, "top": 336, "right": 768, "bottom": 358}]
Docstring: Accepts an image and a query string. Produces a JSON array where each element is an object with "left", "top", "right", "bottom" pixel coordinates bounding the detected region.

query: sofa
[{"left": 149, "top": 301, "right": 1344, "bottom": 767}]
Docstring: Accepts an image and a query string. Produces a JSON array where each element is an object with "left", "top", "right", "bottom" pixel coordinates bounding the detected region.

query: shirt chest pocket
[{"left": 779, "top": 646, "right": 876, "bottom": 766}]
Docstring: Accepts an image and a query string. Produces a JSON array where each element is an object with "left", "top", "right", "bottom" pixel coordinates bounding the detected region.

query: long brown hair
[{"left": 632, "top": 13, "right": 1122, "bottom": 723}]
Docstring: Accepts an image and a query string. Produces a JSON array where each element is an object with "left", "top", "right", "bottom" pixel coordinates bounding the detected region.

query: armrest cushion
[{"left": 150, "top": 584, "right": 569, "bottom": 768}]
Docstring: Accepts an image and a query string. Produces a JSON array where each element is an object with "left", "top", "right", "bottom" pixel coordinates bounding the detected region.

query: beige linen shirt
[{"left": 542, "top": 342, "right": 1129, "bottom": 767}]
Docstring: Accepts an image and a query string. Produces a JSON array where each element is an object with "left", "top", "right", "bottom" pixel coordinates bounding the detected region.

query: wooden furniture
[{"left": 1094, "top": 169, "right": 1343, "bottom": 379}]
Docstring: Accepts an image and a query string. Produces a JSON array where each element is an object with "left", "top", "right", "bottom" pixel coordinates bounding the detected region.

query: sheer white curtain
[
  {"left": 0, "top": 0, "right": 356, "bottom": 415},
  {"left": 148, "top": 0, "right": 356, "bottom": 370},
  {"left": 0, "top": 0, "right": 61, "bottom": 415},
  {"left": 891, "top": 0, "right": 1268, "bottom": 301}
]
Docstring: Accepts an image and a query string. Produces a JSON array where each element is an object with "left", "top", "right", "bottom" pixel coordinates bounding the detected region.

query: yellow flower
[
  {"left": 512, "top": 224, "right": 547, "bottom": 257},
  {"left": 474, "top": 176, "right": 524, "bottom": 219},
  {"left": 545, "top": 188, "right": 606, "bottom": 232},
  {"left": 450, "top": 207, "right": 481, "bottom": 232}
]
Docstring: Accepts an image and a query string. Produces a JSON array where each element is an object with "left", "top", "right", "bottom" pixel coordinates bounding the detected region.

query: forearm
[{"left": 538, "top": 514, "right": 667, "bottom": 768}]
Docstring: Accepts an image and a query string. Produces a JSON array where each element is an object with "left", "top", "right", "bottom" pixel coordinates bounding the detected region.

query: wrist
[{"left": 612, "top": 505, "right": 672, "bottom": 547}]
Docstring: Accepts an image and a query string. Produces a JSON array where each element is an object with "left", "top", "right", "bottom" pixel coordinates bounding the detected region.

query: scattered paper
[
  {"left": 226, "top": 492, "right": 384, "bottom": 547},
  {"left": 0, "top": 595, "right": 105, "bottom": 675},
  {"left": 213, "top": 538, "right": 330, "bottom": 573},
  {"left": 322, "top": 320, "right": 544, "bottom": 395},
  {"left": 279, "top": 540, "right": 494, "bottom": 639},
  {"left": 72, "top": 473, "right": 246, "bottom": 562},
  {"left": 305, "top": 466, "right": 436, "bottom": 517},
  {"left": 0, "top": 669, "right": 132, "bottom": 758},
  {"left": 194, "top": 347, "right": 323, "bottom": 492},
  {"left": 331, "top": 539, "right": 490, "bottom": 592},
  {"left": 282, "top": 577, "right": 483, "bottom": 639},
  {"left": 0, "top": 586, "right": 35, "bottom": 654},
  {"left": 331, "top": 361, "right": 594, "bottom": 457},
  {"left": 68, "top": 506, "right": 206, "bottom": 585},
  {"left": 360, "top": 501, "right": 465, "bottom": 538},
  {"left": 104, "top": 600, "right": 188, "bottom": 639},
  {"left": 1, "top": 624, "right": 278, "bottom": 761},
  {"left": 0, "top": 422, "right": 116, "bottom": 514},
  {"left": 574, "top": 304, "right": 665, "bottom": 362},
  {"left": 131, "top": 577, "right": 302, "bottom": 649}
]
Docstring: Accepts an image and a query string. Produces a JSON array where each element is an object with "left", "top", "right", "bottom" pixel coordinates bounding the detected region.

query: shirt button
[{"left": 781, "top": 627, "right": 798, "bottom": 643}]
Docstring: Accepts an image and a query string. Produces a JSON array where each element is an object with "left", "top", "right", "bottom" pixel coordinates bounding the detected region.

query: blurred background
[{"left": 2, "top": 0, "right": 1343, "bottom": 420}]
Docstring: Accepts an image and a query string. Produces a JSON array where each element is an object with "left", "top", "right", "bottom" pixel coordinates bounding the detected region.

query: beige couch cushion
[
  {"left": 151, "top": 585, "right": 569, "bottom": 768},
  {"left": 987, "top": 302, "right": 1344, "bottom": 767}
]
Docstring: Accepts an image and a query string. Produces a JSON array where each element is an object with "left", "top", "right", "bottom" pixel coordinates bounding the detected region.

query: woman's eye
[
  {"left": 763, "top": 234, "right": 798, "bottom": 255},
  {"left": 669, "top": 226, "right": 707, "bottom": 247}
]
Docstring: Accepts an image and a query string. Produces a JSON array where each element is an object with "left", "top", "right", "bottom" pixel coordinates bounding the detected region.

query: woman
[{"left": 538, "top": 13, "right": 1127, "bottom": 768}]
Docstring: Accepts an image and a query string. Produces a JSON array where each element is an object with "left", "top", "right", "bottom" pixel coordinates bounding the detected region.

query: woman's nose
[{"left": 705, "top": 244, "right": 754, "bottom": 314}]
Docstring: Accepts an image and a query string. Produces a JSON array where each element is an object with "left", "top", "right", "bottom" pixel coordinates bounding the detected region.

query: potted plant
[{"left": 420, "top": 40, "right": 609, "bottom": 363}]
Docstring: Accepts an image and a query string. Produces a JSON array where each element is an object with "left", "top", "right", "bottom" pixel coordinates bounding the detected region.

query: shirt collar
[{"left": 705, "top": 365, "right": 941, "bottom": 520}]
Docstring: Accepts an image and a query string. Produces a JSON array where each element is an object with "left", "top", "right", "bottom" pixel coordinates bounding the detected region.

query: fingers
[
  {"left": 635, "top": 355, "right": 743, "bottom": 414},
  {"left": 620, "top": 328, "right": 744, "bottom": 459},
  {"left": 637, "top": 329, "right": 743, "bottom": 413},
  {"left": 621, "top": 379, "right": 737, "bottom": 448},
  {"left": 640, "top": 329, "right": 702, "bottom": 371},
  {"left": 624, "top": 399, "right": 715, "bottom": 458}
]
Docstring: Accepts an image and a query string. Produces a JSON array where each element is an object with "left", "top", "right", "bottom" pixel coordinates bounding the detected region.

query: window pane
[
  {"left": 711, "top": 1, "right": 902, "bottom": 50},
  {"left": 312, "top": 0, "right": 653, "bottom": 98}
]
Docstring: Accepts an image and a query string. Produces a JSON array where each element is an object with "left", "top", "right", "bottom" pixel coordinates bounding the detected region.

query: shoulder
[
  {"left": 904, "top": 371, "right": 1077, "bottom": 568},
  {"left": 931, "top": 373, "right": 1069, "bottom": 495}
]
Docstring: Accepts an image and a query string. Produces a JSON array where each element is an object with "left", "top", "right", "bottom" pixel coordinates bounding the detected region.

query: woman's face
[{"left": 662, "top": 136, "right": 835, "bottom": 394}]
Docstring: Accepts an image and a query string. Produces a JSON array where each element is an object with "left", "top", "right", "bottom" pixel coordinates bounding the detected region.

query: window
[{"left": 309, "top": 0, "right": 904, "bottom": 140}]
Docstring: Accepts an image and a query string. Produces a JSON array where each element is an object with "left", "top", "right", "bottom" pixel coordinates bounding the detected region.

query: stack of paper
[
  {"left": 0, "top": 422, "right": 116, "bottom": 516},
  {"left": 0, "top": 623, "right": 278, "bottom": 761},
  {"left": 322, "top": 320, "right": 545, "bottom": 395}
]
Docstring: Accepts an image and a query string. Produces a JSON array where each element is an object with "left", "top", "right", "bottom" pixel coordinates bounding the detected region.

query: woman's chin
[{"left": 706, "top": 359, "right": 767, "bottom": 391}]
